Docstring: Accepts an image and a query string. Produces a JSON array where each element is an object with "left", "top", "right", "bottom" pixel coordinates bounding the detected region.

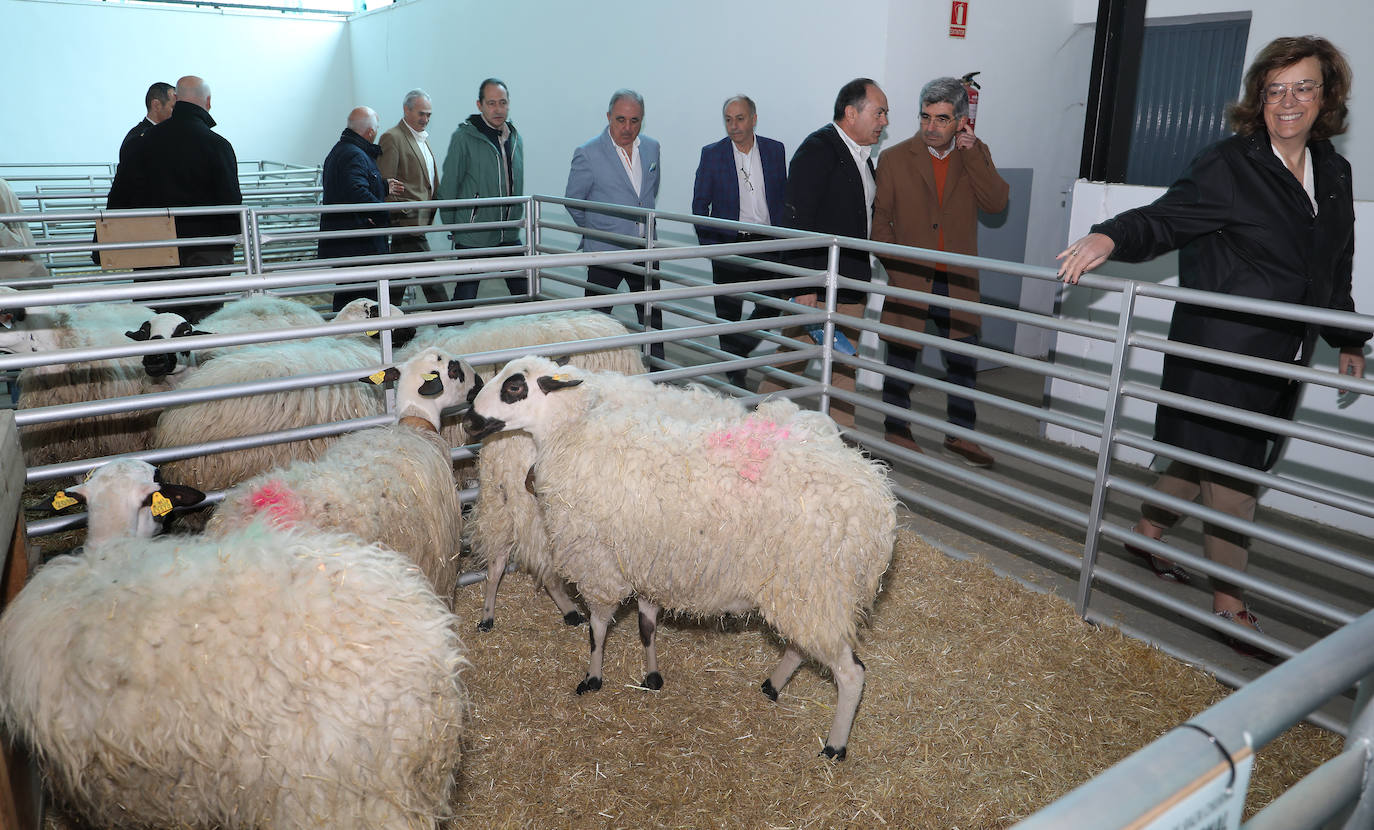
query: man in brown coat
[
  {"left": 379, "top": 89, "right": 444, "bottom": 303},
  {"left": 873, "top": 76, "right": 1008, "bottom": 466}
]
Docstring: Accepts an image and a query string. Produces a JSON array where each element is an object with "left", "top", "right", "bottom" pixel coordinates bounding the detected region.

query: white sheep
[
  {"left": 0, "top": 458, "right": 467, "bottom": 829},
  {"left": 464, "top": 356, "right": 897, "bottom": 760},
  {"left": 0, "top": 289, "right": 183, "bottom": 466},
  {"left": 151, "top": 336, "right": 386, "bottom": 497},
  {"left": 405, "top": 310, "right": 644, "bottom": 630},
  {"left": 206, "top": 347, "right": 478, "bottom": 603}
]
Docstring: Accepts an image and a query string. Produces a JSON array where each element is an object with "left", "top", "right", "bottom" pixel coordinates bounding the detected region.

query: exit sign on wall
[{"left": 950, "top": 1, "right": 968, "bottom": 37}]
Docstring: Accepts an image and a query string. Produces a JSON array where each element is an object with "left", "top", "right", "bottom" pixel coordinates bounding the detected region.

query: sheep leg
[
  {"left": 576, "top": 602, "right": 617, "bottom": 695},
  {"left": 477, "top": 546, "right": 510, "bottom": 632},
  {"left": 636, "top": 599, "right": 663, "bottom": 690},
  {"left": 821, "top": 649, "right": 866, "bottom": 762},
  {"left": 761, "top": 645, "right": 805, "bottom": 701},
  {"left": 542, "top": 577, "right": 585, "bottom": 626}
]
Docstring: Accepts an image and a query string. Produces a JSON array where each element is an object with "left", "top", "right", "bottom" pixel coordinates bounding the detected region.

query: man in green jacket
[{"left": 438, "top": 78, "right": 527, "bottom": 302}]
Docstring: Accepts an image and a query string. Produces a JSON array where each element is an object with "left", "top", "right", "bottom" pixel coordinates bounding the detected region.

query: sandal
[
  {"left": 1214, "top": 609, "right": 1271, "bottom": 659},
  {"left": 1125, "top": 542, "right": 1192, "bottom": 584}
]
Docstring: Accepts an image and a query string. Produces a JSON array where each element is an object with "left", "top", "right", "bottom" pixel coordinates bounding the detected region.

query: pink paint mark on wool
[
  {"left": 706, "top": 418, "right": 791, "bottom": 482},
  {"left": 248, "top": 479, "right": 304, "bottom": 525}
]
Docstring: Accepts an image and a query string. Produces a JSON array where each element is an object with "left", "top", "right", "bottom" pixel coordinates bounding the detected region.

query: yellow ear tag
[
  {"left": 423, "top": 371, "right": 439, "bottom": 381},
  {"left": 368, "top": 370, "right": 388, "bottom": 384},
  {"left": 365, "top": 330, "right": 380, "bottom": 337},
  {"left": 150, "top": 493, "right": 173, "bottom": 517},
  {"left": 52, "top": 492, "right": 77, "bottom": 510},
  {"left": 552, "top": 373, "right": 571, "bottom": 382}
]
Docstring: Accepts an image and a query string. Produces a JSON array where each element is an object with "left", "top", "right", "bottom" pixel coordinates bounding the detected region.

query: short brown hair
[{"left": 1228, "top": 36, "right": 1351, "bottom": 140}]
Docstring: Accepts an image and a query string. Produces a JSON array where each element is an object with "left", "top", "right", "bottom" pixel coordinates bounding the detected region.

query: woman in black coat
[{"left": 1057, "top": 36, "right": 1368, "bottom": 644}]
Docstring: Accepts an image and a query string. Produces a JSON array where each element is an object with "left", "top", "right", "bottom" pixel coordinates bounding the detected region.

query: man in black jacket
[
  {"left": 106, "top": 75, "right": 240, "bottom": 321},
  {"left": 323, "top": 106, "right": 405, "bottom": 310},
  {"left": 755, "top": 77, "right": 889, "bottom": 429},
  {"left": 119, "top": 81, "right": 175, "bottom": 163}
]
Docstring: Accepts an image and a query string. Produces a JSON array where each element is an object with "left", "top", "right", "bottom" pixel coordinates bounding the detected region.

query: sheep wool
[
  {"left": 207, "top": 423, "right": 464, "bottom": 602},
  {"left": 0, "top": 521, "right": 466, "bottom": 829},
  {"left": 415, "top": 310, "right": 645, "bottom": 629},
  {"left": 153, "top": 337, "right": 385, "bottom": 495},
  {"left": 3, "top": 297, "right": 177, "bottom": 467},
  {"left": 466, "top": 357, "right": 898, "bottom": 758}
]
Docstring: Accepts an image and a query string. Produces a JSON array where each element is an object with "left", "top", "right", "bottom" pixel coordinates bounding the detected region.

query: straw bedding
[{"left": 444, "top": 527, "right": 1340, "bottom": 829}]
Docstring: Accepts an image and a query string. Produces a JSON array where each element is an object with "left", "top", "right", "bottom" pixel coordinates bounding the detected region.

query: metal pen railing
[{"left": 2, "top": 192, "right": 1371, "bottom": 823}]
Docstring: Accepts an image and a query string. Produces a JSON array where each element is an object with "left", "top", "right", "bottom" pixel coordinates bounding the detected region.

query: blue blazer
[
  {"left": 691, "top": 135, "right": 786, "bottom": 245},
  {"left": 564, "top": 128, "right": 661, "bottom": 252}
]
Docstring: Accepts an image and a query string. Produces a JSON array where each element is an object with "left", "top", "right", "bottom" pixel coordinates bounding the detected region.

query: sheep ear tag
[
  {"left": 362, "top": 367, "right": 400, "bottom": 386},
  {"left": 537, "top": 373, "right": 583, "bottom": 394},
  {"left": 149, "top": 493, "right": 174, "bottom": 517},
  {"left": 365, "top": 330, "right": 381, "bottom": 337},
  {"left": 417, "top": 371, "right": 445, "bottom": 398},
  {"left": 51, "top": 491, "right": 78, "bottom": 511}
]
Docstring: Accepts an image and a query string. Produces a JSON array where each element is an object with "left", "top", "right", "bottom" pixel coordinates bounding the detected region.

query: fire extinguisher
[{"left": 961, "top": 71, "right": 981, "bottom": 130}]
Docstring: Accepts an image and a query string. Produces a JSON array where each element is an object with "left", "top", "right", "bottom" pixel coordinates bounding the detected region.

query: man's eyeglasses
[{"left": 1263, "top": 80, "right": 1322, "bottom": 104}]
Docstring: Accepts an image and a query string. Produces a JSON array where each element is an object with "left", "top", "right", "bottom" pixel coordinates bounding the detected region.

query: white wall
[
  {"left": 1050, "top": 181, "right": 1374, "bottom": 534},
  {"left": 1, "top": 0, "right": 353, "bottom": 166}
]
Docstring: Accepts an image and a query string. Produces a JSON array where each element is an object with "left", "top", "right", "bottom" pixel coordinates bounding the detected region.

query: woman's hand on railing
[{"left": 1056, "top": 232, "right": 1115, "bottom": 284}]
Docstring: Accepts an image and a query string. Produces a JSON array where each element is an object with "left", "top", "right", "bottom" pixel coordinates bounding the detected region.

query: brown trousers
[{"left": 756, "top": 301, "right": 864, "bottom": 428}]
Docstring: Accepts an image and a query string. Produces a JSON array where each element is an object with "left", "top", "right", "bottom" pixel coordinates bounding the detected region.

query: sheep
[
  {"left": 152, "top": 336, "right": 386, "bottom": 498},
  {"left": 0, "top": 289, "right": 183, "bottom": 467},
  {"left": 138, "top": 293, "right": 329, "bottom": 383},
  {"left": 332, "top": 296, "right": 419, "bottom": 349},
  {"left": 464, "top": 356, "right": 898, "bottom": 760},
  {"left": 206, "top": 347, "right": 479, "bottom": 603},
  {"left": 403, "top": 310, "right": 644, "bottom": 630},
  {"left": 0, "top": 459, "right": 466, "bottom": 829}
]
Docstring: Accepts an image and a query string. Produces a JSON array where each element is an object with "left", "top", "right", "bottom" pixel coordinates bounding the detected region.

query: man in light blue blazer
[{"left": 565, "top": 89, "right": 663, "bottom": 358}]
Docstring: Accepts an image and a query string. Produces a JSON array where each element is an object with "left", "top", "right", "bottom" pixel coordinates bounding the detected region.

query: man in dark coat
[
  {"left": 106, "top": 75, "right": 240, "bottom": 321},
  {"left": 755, "top": 77, "right": 889, "bottom": 429},
  {"left": 119, "top": 81, "right": 175, "bottom": 163},
  {"left": 322, "top": 106, "right": 404, "bottom": 311}
]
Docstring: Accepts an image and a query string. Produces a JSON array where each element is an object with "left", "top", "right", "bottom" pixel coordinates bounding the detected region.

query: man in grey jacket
[{"left": 438, "top": 78, "right": 526, "bottom": 301}]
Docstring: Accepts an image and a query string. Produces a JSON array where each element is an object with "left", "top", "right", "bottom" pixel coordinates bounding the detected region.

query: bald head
[
  {"left": 175, "top": 75, "right": 211, "bottom": 109},
  {"left": 347, "top": 106, "right": 380, "bottom": 142}
]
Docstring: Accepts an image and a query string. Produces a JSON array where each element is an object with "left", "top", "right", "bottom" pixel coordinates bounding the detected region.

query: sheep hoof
[
  {"left": 575, "top": 675, "right": 602, "bottom": 695},
  {"left": 642, "top": 671, "right": 663, "bottom": 690},
  {"left": 476, "top": 618, "right": 494, "bottom": 632},
  {"left": 563, "top": 610, "right": 585, "bottom": 626},
  {"left": 760, "top": 679, "right": 779, "bottom": 702},
  {"left": 820, "top": 745, "right": 847, "bottom": 762}
]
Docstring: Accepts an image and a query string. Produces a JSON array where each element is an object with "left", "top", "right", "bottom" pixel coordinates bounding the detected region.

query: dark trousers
[
  {"left": 391, "top": 232, "right": 447, "bottom": 304},
  {"left": 586, "top": 263, "right": 664, "bottom": 361},
  {"left": 451, "top": 241, "right": 529, "bottom": 302},
  {"left": 710, "top": 237, "right": 782, "bottom": 358},
  {"left": 883, "top": 278, "right": 977, "bottom": 435}
]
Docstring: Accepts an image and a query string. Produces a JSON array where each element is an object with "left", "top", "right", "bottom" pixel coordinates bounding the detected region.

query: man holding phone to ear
[{"left": 872, "top": 76, "right": 1008, "bottom": 466}]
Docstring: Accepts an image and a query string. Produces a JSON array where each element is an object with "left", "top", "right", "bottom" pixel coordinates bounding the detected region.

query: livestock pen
[{"left": 1, "top": 192, "right": 1371, "bottom": 827}]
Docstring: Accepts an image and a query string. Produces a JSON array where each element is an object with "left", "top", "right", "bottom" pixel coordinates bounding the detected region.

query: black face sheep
[
  {"left": 0, "top": 458, "right": 468, "bottom": 829},
  {"left": 0, "top": 289, "right": 187, "bottom": 467},
  {"left": 205, "top": 347, "right": 480, "bottom": 603},
  {"left": 464, "top": 356, "right": 898, "bottom": 760},
  {"left": 405, "top": 310, "right": 645, "bottom": 631}
]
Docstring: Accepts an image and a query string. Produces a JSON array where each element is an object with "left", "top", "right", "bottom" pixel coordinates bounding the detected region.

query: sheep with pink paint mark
[{"left": 464, "top": 356, "right": 897, "bottom": 761}]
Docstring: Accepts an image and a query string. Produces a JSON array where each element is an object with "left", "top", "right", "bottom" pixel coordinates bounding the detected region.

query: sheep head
[
  {"left": 54, "top": 459, "right": 205, "bottom": 548},
  {"left": 361, "top": 347, "right": 481, "bottom": 430},
  {"left": 127, "top": 312, "right": 199, "bottom": 379},
  {"left": 463, "top": 355, "right": 585, "bottom": 442},
  {"left": 334, "top": 298, "right": 416, "bottom": 348}
]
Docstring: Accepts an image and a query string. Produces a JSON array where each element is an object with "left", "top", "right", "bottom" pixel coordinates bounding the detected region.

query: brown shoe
[
  {"left": 885, "top": 429, "right": 924, "bottom": 454},
  {"left": 943, "top": 436, "right": 993, "bottom": 467}
]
